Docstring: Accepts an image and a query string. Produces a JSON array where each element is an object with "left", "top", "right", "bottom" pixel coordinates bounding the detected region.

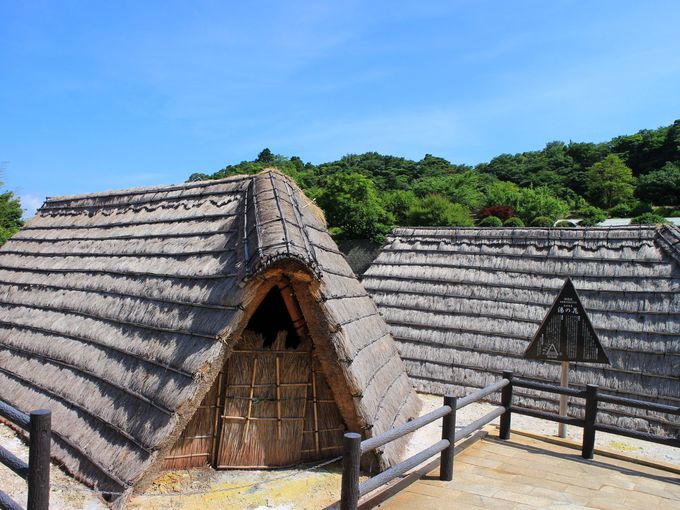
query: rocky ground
[{"left": 0, "top": 393, "right": 676, "bottom": 509}]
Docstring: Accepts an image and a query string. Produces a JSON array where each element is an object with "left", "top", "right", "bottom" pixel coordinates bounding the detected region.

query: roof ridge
[
  {"left": 390, "top": 225, "right": 660, "bottom": 242},
  {"left": 244, "top": 171, "right": 320, "bottom": 277},
  {"left": 43, "top": 173, "right": 254, "bottom": 205}
]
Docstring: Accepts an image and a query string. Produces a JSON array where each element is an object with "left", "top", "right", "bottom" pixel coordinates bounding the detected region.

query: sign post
[
  {"left": 558, "top": 361, "right": 569, "bottom": 437},
  {"left": 525, "top": 278, "right": 609, "bottom": 438}
]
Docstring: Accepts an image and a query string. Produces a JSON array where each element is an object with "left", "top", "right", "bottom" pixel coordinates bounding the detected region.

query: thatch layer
[
  {"left": 0, "top": 171, "right": 420, "bottom": 505},
  {"left": 364, "top": 226, "right": 679, "bottom": 438}
]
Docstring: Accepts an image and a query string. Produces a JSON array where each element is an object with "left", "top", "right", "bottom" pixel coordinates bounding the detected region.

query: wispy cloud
[{"left": 19, "top": 194, "right": 44, "bottom": 219}]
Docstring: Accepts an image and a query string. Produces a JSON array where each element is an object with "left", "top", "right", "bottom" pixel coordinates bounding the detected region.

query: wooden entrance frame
[{"left": 161, "top": 263, "right": 364, "bottom": 470}]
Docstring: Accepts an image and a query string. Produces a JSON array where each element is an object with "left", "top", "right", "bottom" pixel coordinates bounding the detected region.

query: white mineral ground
[{"left": 0, "top": 393, "right": 677, "bottom": 509}]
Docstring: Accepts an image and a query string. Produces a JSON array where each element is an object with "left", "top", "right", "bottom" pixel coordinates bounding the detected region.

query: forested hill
[{"left": 189, "top": 120, "right": 680, "bottom": 241}]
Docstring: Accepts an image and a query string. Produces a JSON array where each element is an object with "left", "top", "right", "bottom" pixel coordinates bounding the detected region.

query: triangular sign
[{"left": 525, "top": 278, "right": 610, "bottom": 363}]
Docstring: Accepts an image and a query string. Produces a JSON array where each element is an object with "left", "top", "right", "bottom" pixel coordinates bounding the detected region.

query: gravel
[{"left": 407, "top": 394, "right": 679, "bottom": 466}]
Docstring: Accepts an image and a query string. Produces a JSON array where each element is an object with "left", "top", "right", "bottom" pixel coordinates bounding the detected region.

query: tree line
[{"left": 189, "top": 120, "right": 680, "bottom": 241}]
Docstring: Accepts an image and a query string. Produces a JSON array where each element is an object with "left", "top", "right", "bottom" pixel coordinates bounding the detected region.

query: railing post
[
  {"left": 27, "top": 409, "right": 50, "bottom": 510},
  {"left": 440, "top": 395, "right": 457, "bottom": 481},
  {"left": 499, "top": 371, "right": 513, "bottom": 440},
  {"left": 582, "top": 384, "right": 598, "bottom": 459},
  {"left": 341, "top": 432, "right": 362, "bottom": 510}
]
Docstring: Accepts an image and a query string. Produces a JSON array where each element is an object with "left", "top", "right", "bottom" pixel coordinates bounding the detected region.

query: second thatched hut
[{"left": 364, "top": 226, "right": 679, "bottom": 439}]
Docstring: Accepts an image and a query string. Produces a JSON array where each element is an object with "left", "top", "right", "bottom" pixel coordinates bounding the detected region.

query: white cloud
[{"left": 19, "top": 194, "right": 45, "bottom": 219}]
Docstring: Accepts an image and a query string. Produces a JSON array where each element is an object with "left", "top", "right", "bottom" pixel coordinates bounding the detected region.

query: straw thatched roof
[
  {"left": 364, "top": 226, "right": 679, "bottom": 438},
  {"left": 0, "top": 170, "right": 420, "bottom": 505}
]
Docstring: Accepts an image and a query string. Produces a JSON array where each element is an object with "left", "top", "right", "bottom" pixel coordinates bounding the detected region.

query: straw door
[{"left": 216, "top": 330, "right": 312, "bottom": 467}]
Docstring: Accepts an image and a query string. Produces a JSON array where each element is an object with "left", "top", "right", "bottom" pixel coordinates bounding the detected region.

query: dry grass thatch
[
  {"left": 363, "top": 226, "right": 680, "bottom": 439},
  {"left": 0, "top": 170, "right": 421, "bottom": 507}
]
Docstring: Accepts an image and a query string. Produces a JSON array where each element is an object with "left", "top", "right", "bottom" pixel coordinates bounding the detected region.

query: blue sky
[{"left": 1, "top": 1, "right": 679, "bottom": 217}]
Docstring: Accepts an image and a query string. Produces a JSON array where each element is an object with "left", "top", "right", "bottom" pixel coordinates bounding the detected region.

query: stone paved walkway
[{"left": 374, "top": 432, "right": 680, "bottom": 509}]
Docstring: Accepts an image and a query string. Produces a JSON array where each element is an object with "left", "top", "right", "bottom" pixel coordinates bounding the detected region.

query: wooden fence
[
  {"left": 340, "top": 378, "right": 509, "bottom": 510},
  {"left": 505, "top": 371, "right": 680, "bottom": 457},
  {"left": 340, "top": 370, "right": 680, "bottom": 510},
  {"left": 0, "top": 401, "right": 50, "bottom": 510}
]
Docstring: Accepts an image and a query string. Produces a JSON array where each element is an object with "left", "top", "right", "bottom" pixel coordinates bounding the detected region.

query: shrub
[
  {"left": 479, "top": 205, "right": 514, "bottom": 221},
  {"left": 608, "top": 203, "right": 633, "bottom": 217},
  {"left": 653, "top": 206, "right": 675, "bottom": 216},
  {"left": 630, "top": 212, "right": 668, "bottom": 225},
  {"left": 406, "top": 194, "right": 474, "bottom": 226},
  {"left": 503, "top": 217, "right": 525, "bottom": 227},
  {"left": 478, "top": 215, "right": 503, "bottom": 227},
  {"left": 630, "top": 201, "right": 653, "bottom": 217},
  {"left": 531, "top": 216, "right": 554, "bottom": 227},
  {"left": 577, "top": 205, "right": 606, "bottom": 226}
]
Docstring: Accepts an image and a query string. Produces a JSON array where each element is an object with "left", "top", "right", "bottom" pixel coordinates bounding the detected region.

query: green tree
[
  {"left": 514, "top": 187, "right": 570, "bottom": 224},
  {"left": 382, "top": 189, "right": 417, "bottom": 225},
  {"left": 0, "top": 189, "right": 23, "bottom": 245},
  {"left": 485, "top": 181, "right": 523, "bottom": 209},
  {"left": 631, "top": 212, "right": 668, "bottom": 225},
  {"left": 577, "top": 205, "right": 606, "bottom": 226},
  {"left": 316, "top": 172, "right": 393, "bottom": 241},
  {"left": 636, "top": 162, "right": 680, "bottom": 206},
  {"left": 256, "top": 148, "right": 274, "bottom": 164},
  {"left": 406, "top": 194, "right": 473, "bottom": 226},
  {"left": 585, "top": 154, "right": 636, "bottom": 209}
]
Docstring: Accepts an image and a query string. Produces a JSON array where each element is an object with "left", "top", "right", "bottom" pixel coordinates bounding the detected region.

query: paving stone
[
  {"left": 493, "top": 488, "right": 554, "bottom": 507},
  {"left": 381, "top": 435, "right": 680, "bottom": 510}
]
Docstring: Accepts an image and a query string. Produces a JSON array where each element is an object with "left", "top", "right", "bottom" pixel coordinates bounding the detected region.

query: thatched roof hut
[
  {"left": 0, "top": 170, "right": 420, "bottom": 506},
  {"left": 364, "top": 226, "right": 679, "bottom": 438}
]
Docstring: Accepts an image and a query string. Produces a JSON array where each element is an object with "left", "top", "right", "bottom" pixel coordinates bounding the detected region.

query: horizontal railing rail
[
  {"left": 340, "top": 378, "right": 510, "bottom": 510},
  {"left": 341, "top": 371, "right": 679, "bottom": 509},
  {"left": 505, "top": 374, "right": 680, "bottom": 456},
  {"left": 0, "top": 400, "right": 50, "bottom": 510}
]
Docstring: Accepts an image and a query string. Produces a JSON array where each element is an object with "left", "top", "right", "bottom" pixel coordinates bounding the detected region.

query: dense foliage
[
  {"left": 0, "top": 188, "right": 23, "bottom": 245},
  {"left": 189, "top": 120, "right": 680, "bottom": 240}
]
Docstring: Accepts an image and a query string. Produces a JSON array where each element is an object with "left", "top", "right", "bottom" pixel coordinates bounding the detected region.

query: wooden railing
[
  {"left": 340, "top": 378, "right": 510, "bottom": 510},
  {"left": 504, "top": 371, "right": 680, "bottom": 457},
  {"left": 340, "top": 370, "right": 680, "bottom": 509},
  {"left": 0, "top": 401, "right": 51, "bottom": 510}
]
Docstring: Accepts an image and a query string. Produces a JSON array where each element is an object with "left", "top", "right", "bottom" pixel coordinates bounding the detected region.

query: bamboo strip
[
  {"left": 372, "top": 259, "right": 674, "bottom": 281},
  {"left": 311, "top": 361, "right": 320, "bottom": 455},
  {"left": 302, "top": 426, "right": 346, "bottom": 434},
  {"left": 283, "top": 178, "right": 318, "bottom": 264},
  {"left": 221, "top": 416, "right": 305, "bottom": 422},
  {"left": 211, "top": 371, "right": 222, "bottom": 466},
  {"left": 300, "top": 446, "right": 342, "bottom": 453},
  {"left": 0, "top": 278, "right": 236, "bottom": 313},
  {"left": 381, "top": 245, "right": 666, "bottom": 265},
  {"left": 0, "top": 247, "right": 238, "bottom": 259},
  {"left": 268, "top": 171, "right": 291, "bottom": 256},
  {"left": 242, "top": 357, "right": 258, "bottom": 439},
  {"left": 226, "top": 382, "right": 310, "bottom": 388},
  {"left": 163, "top": 452, "right": 211, "bottom": 460},
  {"left": 10, "top": 227, "right": 236, "bottom": 243},
  {"left": 276, "top": 355, "right": 282, "bottom": 439},
  {"left": 43, "top": 177, "right": 248, "bottom": 205},
  {"left": 232, "top": 349, "right": 310, "bottom": 355}
]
